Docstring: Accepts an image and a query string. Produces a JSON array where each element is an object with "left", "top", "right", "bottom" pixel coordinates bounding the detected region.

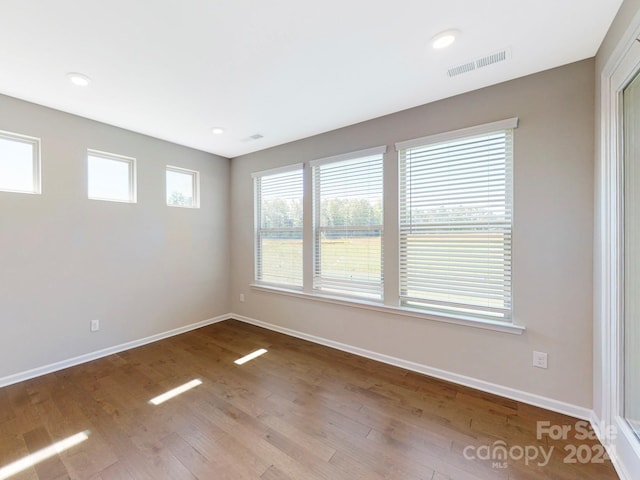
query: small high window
[
  {"left": 0, "top": 130, "right": 41, "bottom": 194},
  {"left": 166, "top": 166, "right": 199, "bottom": 208},
  {"left": 87, "top": 150, "right": 136, "bottom": 203}
]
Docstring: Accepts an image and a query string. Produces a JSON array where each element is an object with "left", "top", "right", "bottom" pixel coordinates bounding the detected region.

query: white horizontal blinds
[
  {"left": 399, "top": 127, "right": 513, "bottom": 321},
  {"left": 313, "top": 152, "right": 384, "bottom": 299},
  {"left": 254, "top": 166, "right": 303, "bottom": 287}
]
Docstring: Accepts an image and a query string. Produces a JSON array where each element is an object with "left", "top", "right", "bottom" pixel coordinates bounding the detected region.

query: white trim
[
  {"left": 0, "top": 314, "right": 230, "bottom": 389},
  {"left": 600, "top": 9, "right": 640, "bottom": 79},
  {"left": 231, "top": 313, "right": 587, "bottom": 420},
  {"left": 251, "top": 163, "right": 303, "bottom": 178},
  {"left": 590, "top": 411, "right": 633, "bottom": 480},
  {"left": 87, "top": 148, "right": 136, "bottom": 164},
  {"left": 597, "top": 8, "right": 640, "bottom": 480},
  {"left": 250, "top": 283, "right": 525, "bottom": 334},
  {"left": 0, "top": 311, "right": 596, "bottom": 433},
  {"left": 309, "top": 145, "right": 387, "bottom": 167},
  {"left": 394, "top": 117, "right": 519, "bottom": 151},
  {"left": 614, "top": 416, "right": 640, "bottom": 480}
]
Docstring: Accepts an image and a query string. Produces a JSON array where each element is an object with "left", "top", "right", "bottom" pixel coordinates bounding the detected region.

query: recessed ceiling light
[
  {"left": 67, "top": 72, "right": 91, "bottom": 87},
  {"left": 211, "top": 127, "right": 224, "bottom": 135},
  {"left": 431, "top": 30, "right": 459, "bottom": 50}
]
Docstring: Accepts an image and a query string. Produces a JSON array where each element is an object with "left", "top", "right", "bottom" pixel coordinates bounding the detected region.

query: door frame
[{"left": 598, "top": 10, "right": 640, "bottom": 479}]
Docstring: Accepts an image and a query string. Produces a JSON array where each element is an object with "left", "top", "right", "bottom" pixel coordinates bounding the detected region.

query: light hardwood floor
[{"left": 0, "top": 320, "right": 619, "bottom": 479}]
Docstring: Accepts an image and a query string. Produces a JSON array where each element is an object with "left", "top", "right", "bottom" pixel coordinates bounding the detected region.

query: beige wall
[
  {"left": 0, "top": 57, "right": 598, "bottom": 409},
  {"left": 230, "top": 59, "right": 595, "bottom": 408},
  {"left": 0, "top": 94, "right": 230, "bottom": 380}
]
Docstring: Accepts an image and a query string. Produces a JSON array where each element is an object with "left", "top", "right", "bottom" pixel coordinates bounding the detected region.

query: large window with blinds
[
  {"left": 397, "top": 118, "right": 517, "bottom": 322},
  {"left": 253, "top": 165, "right": 304, "bottom": 288},
  {"left": 311, "top": 147, "right": 385, "bottom": 299}
]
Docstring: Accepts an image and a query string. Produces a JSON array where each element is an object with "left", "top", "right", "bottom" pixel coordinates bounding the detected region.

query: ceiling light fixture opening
[
  {"left": 212, "top": 127, "right": 224, "bottom": 135},
  {"left": 431, "top": 30, "right": 459, "bottom": 50},
  {"left": 67, "top": 72, "right": 91, "bottom": 87}
]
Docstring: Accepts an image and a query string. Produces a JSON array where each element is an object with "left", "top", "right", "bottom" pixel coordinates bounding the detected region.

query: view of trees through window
[
  {"left": 260, "top": 198, "right": 302, "bottom": 230},
  {"left": 168, "top": 190, "right": 193, "bottom": 207},
  {"left": 254, "top": 124, "right": 513, "bottom": 322},
  {"left": 313, "top": 153, "right": 384, "bottom": 298},
  {"left": 166, "top": 167, "right": 197, "bottom": 208},
  {"left": 260, "top": 197, "right": 382, "bottom": 230},
  {"left": 255, "top": 168, "right": 304, "bottom": 286}
]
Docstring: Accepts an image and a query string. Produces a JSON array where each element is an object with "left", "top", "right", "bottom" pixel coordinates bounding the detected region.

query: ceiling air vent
[
  {"left": 447, "top": 61, "right": 476, "bottom": 77},
  {"left": 447, "top": 49, "right": 509, "bottom": 78},
  {"left": 241, "top": 133, "right": 264, "bottom": 143},
  {"left": 476, "top": 50, "right": 507, "bottom": 68}
]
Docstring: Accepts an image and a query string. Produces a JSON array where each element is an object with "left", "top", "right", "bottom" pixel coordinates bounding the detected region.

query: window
[
  {"left": 397, "top": 118, "right": 517, "bottom": 322},
  {"left": 87, "top": 150, "right": 136, "bottom": 203},
  {"left": 0, "top": 130, "right": 40, "bottom": 194},
  {"left": 253, "top": 165, "right": 303, "bottom": 288},
  {"left": 166, "top": 166, "right": 199, "bottom": 208},
  {"left": 311, "top": 147, "right": 385, "bottom": 299}
]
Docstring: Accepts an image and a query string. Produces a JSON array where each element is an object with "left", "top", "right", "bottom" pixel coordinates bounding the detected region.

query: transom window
[
  {"left": 0, "top": 130, "right": 40, "bottom": 194},
  {"left": 166, "top": 166, "right": 199, "bottom": 208},
  {"left": 87, "top": 150, "right": 136, "bottom": 203}
]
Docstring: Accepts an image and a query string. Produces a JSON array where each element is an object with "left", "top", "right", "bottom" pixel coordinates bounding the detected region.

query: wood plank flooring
[{"left": 0, "top": 320, "right": 619, "bottom": 479}]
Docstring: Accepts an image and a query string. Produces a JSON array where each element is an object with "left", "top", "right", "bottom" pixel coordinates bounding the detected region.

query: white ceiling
[{"left": 0, "top": 0, "right": 623, "bottom": 158}]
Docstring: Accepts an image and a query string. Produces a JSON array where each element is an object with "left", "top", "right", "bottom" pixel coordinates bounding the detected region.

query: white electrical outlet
[
  {"left": 533, "top": 351, "right": 548, "bottom": 369},
  {"left": 240, "top": 293, "right": 245, "bottom": 302},
  {"left": 90, "top": 319, "right": 100, "bottom": 332}
]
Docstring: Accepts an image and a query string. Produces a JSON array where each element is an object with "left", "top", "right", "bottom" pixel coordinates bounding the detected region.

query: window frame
[
  {"left": 250, "top": 120, "right": 524, "bottom": 335},
  {"left": 310, "top": 146, "right": 386, "bottom": 300},
  {"left": 166, "top": 165, "right": 200, "bottom": 209},
  {"left": 253, "top": 163, "right": 304, "bottom": 289},
  {"left": 0, "top": 129, "right": 41, "bottom": 195},
  {"left": 87, "top": 149, "right": 137, "bottom": 203},
  {"left": 396, "top": 117, "right": 518, "bottom": 324}
]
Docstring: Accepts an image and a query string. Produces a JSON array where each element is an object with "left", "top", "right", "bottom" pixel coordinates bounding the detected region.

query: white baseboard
[
  {"left": 590, "top": 411, "right": 635, "bottom": 480},
  {"left": 3, "top": 312, "right": 625, "bottom": 476},
  {"left": 231, "top": 313, "right": 593, "bottom": 421},
  {"left": 1, "top": 311, "right": 593, "bottom": 421},
  {"left": 0, "top": 314, "right": 231, "bottom": 389},
  {"left": 590, "top": 412, "right": 621, "bottom": 478}
]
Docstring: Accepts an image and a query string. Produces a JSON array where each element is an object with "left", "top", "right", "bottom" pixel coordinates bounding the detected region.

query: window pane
[
  {"left": 624, "top": 70, "right": 640, "bottom": 438},
  {"left": 88, "top": 154, "right": 133, "bottom": 202},
  {"left": 167, "top": 169, "right": 197, "bottom": 207},
  {"left": 399, "top": 128, "right": 513, "bottom": 321},
  {"left": 313, "top": 153, "right": 384, "bottom": 299},
  {"left": 255, "top": 168, "right": 303, "bottom": 287},
  {"left": 259, "top": 172, "right": 303, "bottom": 228},
  {"left": 259, "top": 231, "right": 303, "bottom": 286},
  {"left": 317, "top": 229, "right": 382, "bottom": 298},
  {"left": 0, "top": 135, "right": 37, "bottom": 193}
]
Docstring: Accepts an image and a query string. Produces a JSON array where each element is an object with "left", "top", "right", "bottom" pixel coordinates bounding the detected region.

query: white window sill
[{"left": 250, "top": 284, "right": 525, "bottom": 335}]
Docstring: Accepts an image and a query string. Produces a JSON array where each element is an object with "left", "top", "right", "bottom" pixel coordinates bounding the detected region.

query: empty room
[{"left": 1, "top": 0, "right": 640, "bottom": 479}]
